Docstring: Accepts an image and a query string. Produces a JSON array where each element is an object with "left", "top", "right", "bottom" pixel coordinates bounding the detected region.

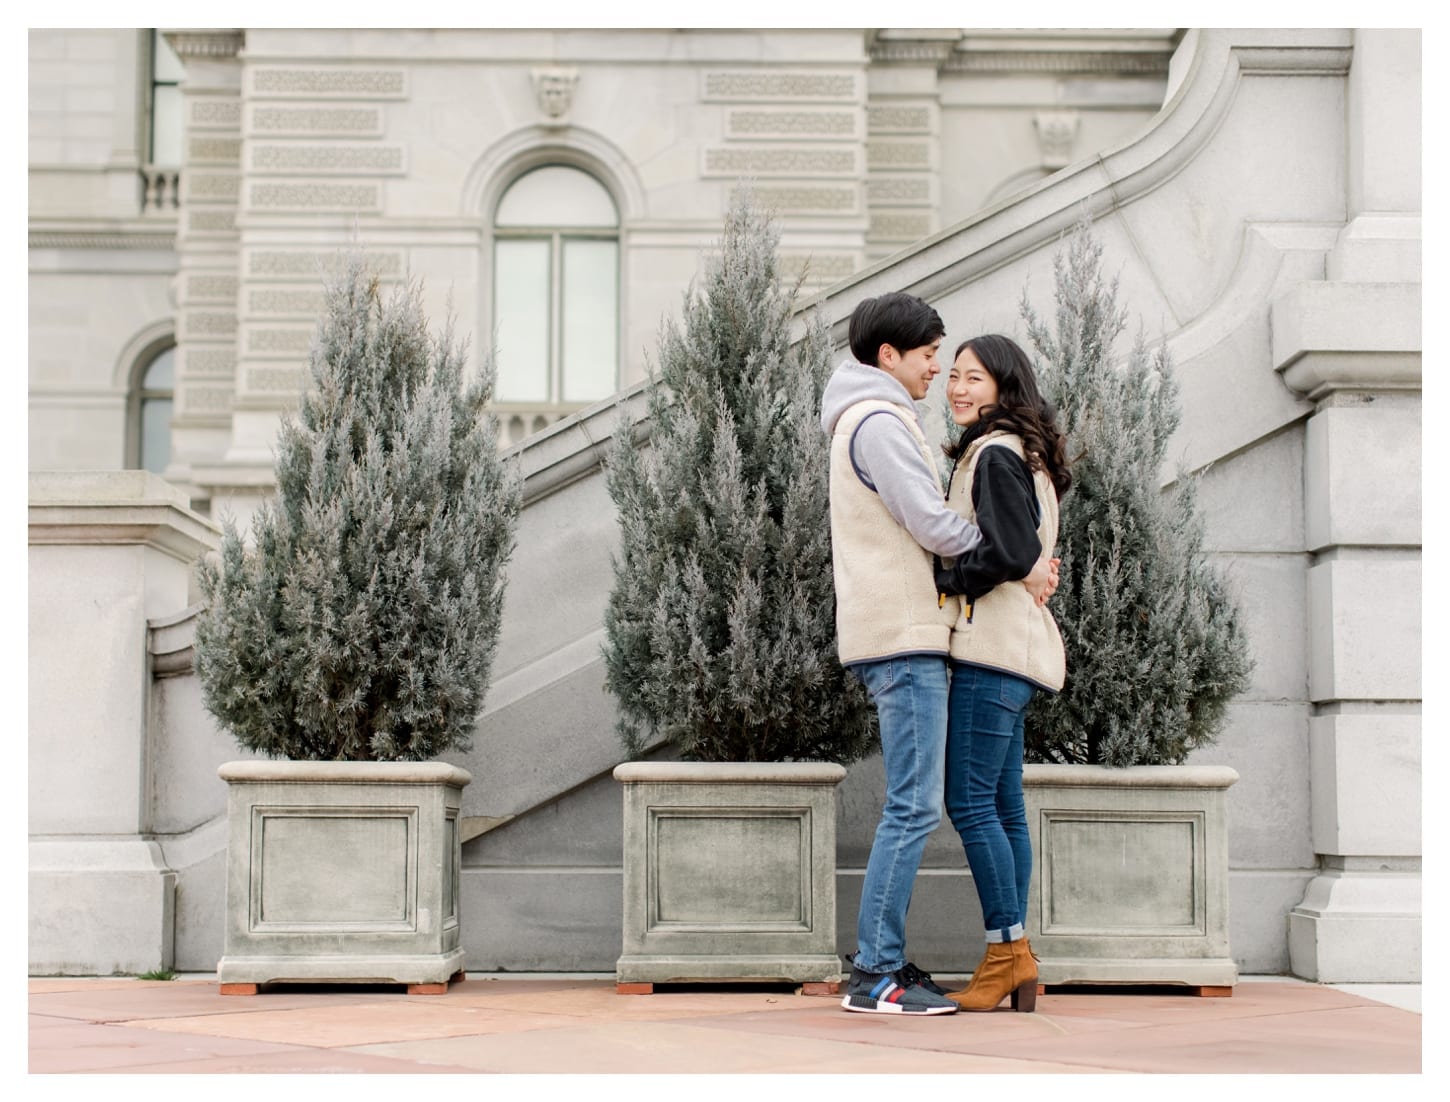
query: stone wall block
[
  {"left": 1308, "top": 713, "right": 1421, "bottom": 856},
  {"left": 1304, "top": 402, "right": 1421, "bottom": 552},
  {"left": 1307, "top": 558, "right": 1420, "bottom": 703}
]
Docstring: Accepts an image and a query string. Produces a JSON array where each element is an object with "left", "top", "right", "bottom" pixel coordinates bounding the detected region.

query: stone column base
[
  {"left": 29, "top": 839, "right": 176, "bottom": 975},
  {"left": 1288, "top": 867, "right": 1421, "bottom": 982}
]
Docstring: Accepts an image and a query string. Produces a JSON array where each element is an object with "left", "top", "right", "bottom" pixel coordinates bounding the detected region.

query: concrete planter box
[
  {"left": 613, "top": 761, "right": 846, "bottom": 989},
  {"left": 1024, "top": 764, "right": 1239, "bottom": 992},
  {"left": 216, "top": 760, "right": 471, "bottom": 992}
]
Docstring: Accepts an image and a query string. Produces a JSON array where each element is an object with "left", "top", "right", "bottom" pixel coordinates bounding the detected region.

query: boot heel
[{"left": 1010, "top": 979, "right": 1037, "bottom": 1013}]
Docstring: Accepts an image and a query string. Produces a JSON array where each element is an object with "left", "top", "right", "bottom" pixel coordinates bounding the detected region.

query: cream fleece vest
[
  {"left": 945, "top": 431, "right": 1066, "bottom": 691},
  {"left": 829, "top": 399, "right": 960, "bottom": 665}
]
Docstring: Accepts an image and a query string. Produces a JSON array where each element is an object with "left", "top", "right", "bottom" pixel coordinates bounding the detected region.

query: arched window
[
  {"left": 492, "top": 165, "right": 620, "bottom": 409},
  {"left": 131, "top": 344, "right": 175, "bottom": 475}
]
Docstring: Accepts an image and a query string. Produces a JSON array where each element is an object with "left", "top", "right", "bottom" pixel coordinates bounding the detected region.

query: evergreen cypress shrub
[
  {"left": 603, "top": 193, "right": 876, "bottom": 763},
  {"left": 194, "top": 254, "right": 521, "bottom": 761},
  {"left": 1022, "top": 223, "right": 1253, "bottom": 766}
]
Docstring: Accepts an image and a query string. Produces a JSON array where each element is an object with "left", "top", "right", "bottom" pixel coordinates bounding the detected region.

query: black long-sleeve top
[{"left": 934, "top": 445, "right": 1043, "bottom": 602}]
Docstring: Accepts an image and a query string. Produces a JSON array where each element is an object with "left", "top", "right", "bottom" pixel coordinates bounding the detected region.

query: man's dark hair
[{"left": 847, "top": 292, "right": 945, "bottom": 367}]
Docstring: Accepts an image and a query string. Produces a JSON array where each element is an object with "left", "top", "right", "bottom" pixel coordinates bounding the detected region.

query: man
[{"left": 821, "top": 292, "right": 1051, "bottom": 1016}]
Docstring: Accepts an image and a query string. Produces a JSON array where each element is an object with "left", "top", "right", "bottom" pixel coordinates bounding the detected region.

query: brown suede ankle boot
[
  {"left": 949, "top": 939, "right": 1037, "bottom": 1012},
  {"left": 1009, "top": 938, "right": 1038, "bottom": 1011}
]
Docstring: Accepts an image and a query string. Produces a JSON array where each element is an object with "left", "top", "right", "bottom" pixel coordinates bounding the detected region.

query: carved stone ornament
[
  {"left": 532, "top": 68, "right": 579, "bottom": 124},
  {"left": 162, "top": 29, "right": 244, "bottom": 60},
  {"left": 1034, "top": 110, "right": 1080, "bottom": 169}
]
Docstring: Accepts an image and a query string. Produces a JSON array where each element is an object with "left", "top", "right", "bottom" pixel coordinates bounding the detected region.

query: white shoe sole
[{"left": 840, "top": 995, "right": 957, "bottom": 1015}]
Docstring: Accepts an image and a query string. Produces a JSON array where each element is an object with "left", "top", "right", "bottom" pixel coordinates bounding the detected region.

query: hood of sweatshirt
[{"left": 819, "top": 360, "right": 917, "bottom": 435}]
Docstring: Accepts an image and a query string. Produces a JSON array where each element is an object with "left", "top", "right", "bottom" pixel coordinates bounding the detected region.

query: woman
[{"left": 933, "top": 333, "right": 1072, "bottom": 1012}]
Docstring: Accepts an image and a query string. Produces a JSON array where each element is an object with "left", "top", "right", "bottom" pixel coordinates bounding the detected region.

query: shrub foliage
[
  {"left": 1023, "top": 224, "right": 1253, "bottom": 766},
  {"left": 194, "top": 255, "right": 521, "bottom": 761},
  {"left": 603, "top": 194, "right": 876, "bottom": 763}
]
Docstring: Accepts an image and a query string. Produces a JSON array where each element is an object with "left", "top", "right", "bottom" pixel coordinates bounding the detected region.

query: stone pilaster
[
  {"left": 28, "top": 472, "right": 220, "bottom": 974},
  {"left": 699, "top": 64, "right": 868, "bottom": 290},
  {"left": 863, "top": 30, "right": 951, "bottom": 264},
  {"left": 1275, "top": 29, "right": 1421, "bottom": 984},
  {"left": 164, "top": 29, "right": 245, "bottom": 513},
  {"left": 195, "top": 57, "right": 414, "bottom": 532}
]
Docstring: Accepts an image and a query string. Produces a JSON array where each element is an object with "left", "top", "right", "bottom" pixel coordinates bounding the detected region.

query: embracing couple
[{"left": 823, "top": 292, "right": 1073, "bottom": 1017}]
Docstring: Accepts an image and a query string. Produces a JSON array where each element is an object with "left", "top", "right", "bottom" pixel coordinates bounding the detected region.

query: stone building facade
[
  {"left": 30, "top": 27, "right": 1174, "bottom": 509},
  {"left": 29, "top": 28, "right": 1420, "bottom": 984}
]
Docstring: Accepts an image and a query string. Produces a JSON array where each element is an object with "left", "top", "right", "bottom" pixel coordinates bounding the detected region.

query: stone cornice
[
  {"left": 29, "top": 472, "right": 220, "bottom": 564},
  {"left": 29, "top": 220, "right": 177, "bottom": 250},
  {"left": 1271, "top": 281, "right": 1422, "bottom": 401},
  {"left": 29, "top": 230, "right": 177, "bottom": 250},
  {"left": 944, "top": 49, "right": 1174, "bottom": 75},
  {"left": 869, "top": 39, "right": 957, "bottom": 65},
  {"left": 868, "top": 29, "right": 1181, "bottom": 73},
  {"left": 163, "top": 29, "right": 244, "bottom": 60}
]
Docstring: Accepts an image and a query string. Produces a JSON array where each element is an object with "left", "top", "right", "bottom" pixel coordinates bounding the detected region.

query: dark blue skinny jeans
[{"left": 944, "top": 662, "right": 1035, "bottom": 943}]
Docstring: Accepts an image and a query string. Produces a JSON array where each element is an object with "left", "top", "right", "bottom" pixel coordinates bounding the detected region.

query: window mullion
[{"left": 551, "top": 233, "right": 563, "bottom": 403}]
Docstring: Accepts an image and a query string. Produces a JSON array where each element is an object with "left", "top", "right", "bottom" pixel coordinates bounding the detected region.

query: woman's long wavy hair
[{"left": 945, "top": 333, "right": 1073, "bottom": 499}]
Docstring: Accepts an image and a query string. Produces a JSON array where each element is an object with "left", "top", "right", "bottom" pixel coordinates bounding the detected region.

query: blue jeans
[
  {"left": 944, "top": 663, "right": 1035, "bottom": 943},
  {"left": 851, "top": 654, "right": 949, "bottom": 974}
]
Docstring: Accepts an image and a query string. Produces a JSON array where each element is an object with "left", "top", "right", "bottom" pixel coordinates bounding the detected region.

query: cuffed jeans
[
  {"left": 944, "top": 662, "right": 1035, "bottom": 943},
  {"left": 851, "top": 654, "right": 949, "bottom": 974}
]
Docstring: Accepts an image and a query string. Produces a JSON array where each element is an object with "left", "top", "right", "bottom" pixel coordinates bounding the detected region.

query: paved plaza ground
[{"left": 28, "top": 972, "right": 1421, "bottom": 1078}]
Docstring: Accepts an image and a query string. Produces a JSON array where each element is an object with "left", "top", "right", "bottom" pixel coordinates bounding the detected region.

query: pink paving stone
[
  {"left": 122, "top": 1000, "right": 543, "bottom": 1048},
  {"left": 30, "top": 1013, "right": 80, "bottom": 1031},
  {"left": 106, "top": 1049, "right": 484, "bottom": 1074},
  {"left": 29, "top": 978, "right": 178, "bottom": 994},
  {"left": 680, "top": 1000, "right": 1073, "bottom": 1059},
  {"left": 443, "top": 980, "right": 827, "bottom": 1021},
  {"left": 655, "top": 985, "right": 1421, "bottom": 1073},
  {"left": 348, "top": 1018, "right": 1101, "bottom": 1075},
  {"left": 28, "top": 1020, "right": 310, "bottom": 1074},
  {"left": 28, "top": 976, "right": 1421, "bottom": 1074},
  {"left": 968, "top": 1003, "right": 1421, "bottom": 1074},
  {"left": 27, "top": 980, "right": 400, "bottom": 1022},
  {"left": 1038, "top": 981, "right": 1371, "bottom": 1025}
]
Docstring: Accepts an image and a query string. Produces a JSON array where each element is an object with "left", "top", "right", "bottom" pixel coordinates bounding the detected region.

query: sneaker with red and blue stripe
[{"left": 840, "top": 963, "right": 957, "bottom": 1015}]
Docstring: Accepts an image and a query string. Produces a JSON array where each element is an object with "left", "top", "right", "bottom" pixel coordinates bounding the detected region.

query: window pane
[
  {"left": 140, "top": 397, "right": 172, "bottom": 474},
  {"left": 143, "top": 346, "right": 175, "bottom": 389},
  {"left": 151, "top": 87, "right": 183, "bottom": 165},
  {"left": 562, "top": 240, "right": 619, "bottom": 403},
  {"left": 493, "top": 239, "right": 551, "bottom": 402},
  {"left": 496, "top": 166, "right": 618, "bottom": 228},
  {"left": 152, "top": 31, "right": 185, "bottom": 83}
]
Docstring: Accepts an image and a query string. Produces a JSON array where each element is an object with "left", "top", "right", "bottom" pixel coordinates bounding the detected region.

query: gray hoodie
[{"left": 820, "top": 360, "right": 982, "bottom": 558}]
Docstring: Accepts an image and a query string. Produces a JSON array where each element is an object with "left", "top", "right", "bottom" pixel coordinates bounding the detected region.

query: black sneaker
[
  {"left": 840, "top": 963, "right": 957, "bottom": 1015},
  {"left": 900, "top": 961, "right": 950, "bottom": 997}
]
